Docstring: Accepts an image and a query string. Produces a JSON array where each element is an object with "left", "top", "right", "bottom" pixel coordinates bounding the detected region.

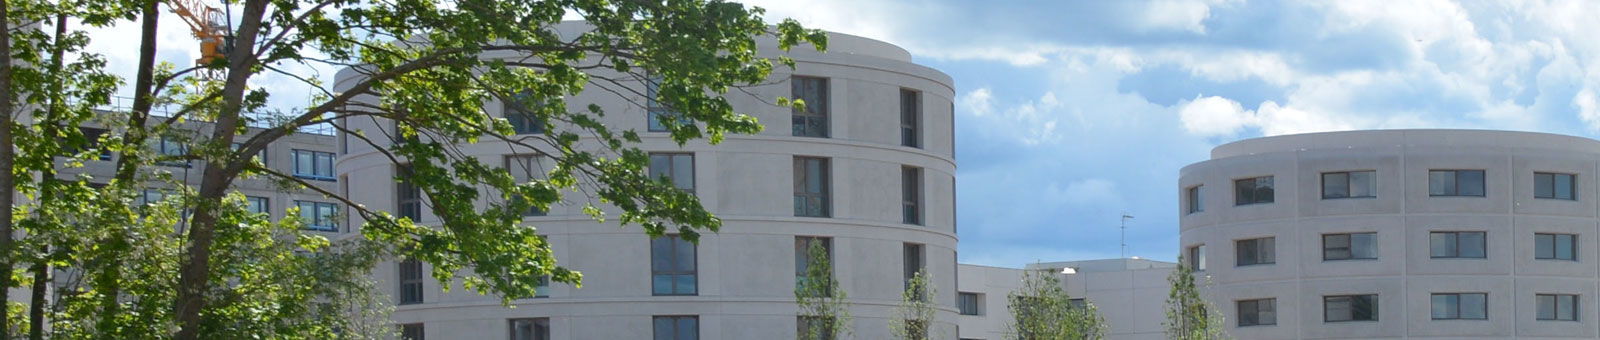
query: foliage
[
  {"left": 889, "top": 270, "right": 936, "bottom": 340},
  {"left": 1163, "top": 255, "right": 1228, "bottom": 340},
  {"left": 1004, "top": 268, "right": 1106, "bottom": 340},
  {"left": 796, "top": 242, "right": 851, "bottom": 340},
  {"left": 2, "top": 0, "right": 826, "bottom": 338}
]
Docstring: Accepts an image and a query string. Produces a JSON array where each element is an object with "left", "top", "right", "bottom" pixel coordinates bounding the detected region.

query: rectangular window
[
  {"left": 294, "top": 201, "right": 339, "bottom": 232},
  {"left": 1237, "top": 298, "right": 1277, "bottom": 326},
  {"left": 157, "top": 136, "right": 190, "bottom": 167},
  {"left": 1234, "top": 176, "right": 1275, "bottom": 205},
  {"left": 1429, "top": 170, "right": 1486, "bottom": 197},
  {"left": 902, "top": 167, "right": 922, "bottom": 225},
  {"left": 1324, "top": 294, "right": 1379, "bottom": 322},
  {"left": 1431, "top": 293, "right": 1488, "bottom": 320},
  {"left": 397, "top": 164, "right": 422, "bottom": 221},
  {"left": 76, "top": 127, "right": 112, "bottom": 161},
  {"left": 903, "top": 243, "right": 925, "bottom": 290},
  {"left": 651, "top": 235, "right": 697, "bottom": 296},
  {"left": 958, "top": 292, "right": 981, "bottom": 315},
  {"left": 1323, "top": 232, "right": 1378, "bottom": 261},
  {"left": 1235, "top": 237, "right": 1276, "bottom": 266},
  {"left": 1186, "top": 185, "right": 1204, "bottom": 214},
  {"left": 649, "top": 153, "right": 695, "bottom": 193},
  {"left": 505, "top": 91, "right": 545, "bottom": 135},
  {"left": 230, "top": 142, "right": 267, "bottom": 165},
  {"left": 646, "top": 75, "right": 690, "bottom": 132},
  {"left": 291, "top": 149, "right": 336, "bottom": 181},
  {"left": 510, "top": 318, "right": 550, "bottom": 340},
  {"left": 400, "top": 323, "right": 424, "bottom": 340},
  {"left": 653, "top": 315, "right": 699, "bottom": 340},
  {"left": 1187, "top": 244, "right": 1206, "bottom": 271},
  {"left": 795, "top": 236, "right": 833, "bottom": 294},
  {"left": 900, "top": 89, "right": 920, "bottom": 148},
  {"left": 797, "top": 316, "right": 835, "bottom": 340},
  {"left": 1537, "top": 294, "right": 1579, "bottom": 321},
  {"left": 1535, "top": 172, "right": 1577, "bottom": 200},
  {"left": 794, "top": 157, "right": 831, "bottom": 217},
  {"left": 506, "top": 155, "right": 549, "bottom": 216},
  {"left": 791, "top": 76, "right": 829, "bottom": 137},
  {"left": 246, "top": 196, "right": 269, "bottom": 216},
  {"left": 1535, "top": 233, "right": 1578, "bottom": 261},
  {"left": 1322, "top": 170, "right": 1376, "bottom": 199},
  {"left": 399, "top": 259, "right": 423, "bottom": 305},
  {"left": 1430, "top": 231, "right": 1487, "bottom": 259}
]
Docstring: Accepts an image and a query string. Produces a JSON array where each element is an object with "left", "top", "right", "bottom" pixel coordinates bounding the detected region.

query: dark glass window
[
  {"left": 509, "top": 318, "right": 550, "bottom": 340},
  {"left": 903, "top": 243, "right": 924, "bottom": 291},
  {"left": 1324, "top": 295, "right": 1378, "bottom": 322},
  {"left": 292, "top": 149, "right": 336, "bottom": 181},
  {"left": 795, "top": 236, "right": 832, "bottom": 294},
  {"left": 1322, "top": 170, "right": 1376, "bottom": 199},
  {"left": 295, "top": 201, "right": 339, "bottom": 232},
  {"left": 1187, "top": 244, "right": 1206, "bottom": 271},
  {"left": 958, "top": 293, "right": 981, "bottom": 315},
  {"left": 1186, "top": 185, "right": 1203, "bottom": 214},
  {"left": 1323, "top": 233, "right": 1378, "bottom": 260},
  {"left": 901, "top": 89, "right": 920, "bottom": 148},
  {"left": 903, "top": 167, "right": 922, "bottom": 225},
  {"left": 246, "top": 196, "right": 269, "bottom": 216},
  {"left": 1236, "top": 237, "right": 1275, "bottom": 266},
  {"left": 791, "top": 77, "right": 829, "bottom": 137},
  {"left": 652, "top": 316, "right": 698, "bottom": 340},
  {"left": 1535, "top": 172, "right": 1577, "bottom": 200},
  {"left": 1535, "top": 233, "right": 1577, "bottom": 261},
  {"left": 1430, "top": 231, "right": 1486, "bottom": 258},
  {"left": 505, "top": 155, "right": 549, "bottom": 216},
  {"left": 651, "top": 235, "right": 697, "bottom": 296},
  {"left": 794, "top": 157, "right": 830, "bottom": 217},
  {"left": 650, "top": 153, "right": 695, "bottom": 193},
  {"left": 1537, "top": 294, "right": 1579, "bottom": 321},
  {"left": 400, "top": 323, "right": 424, "bottom": 340},
  {"left": 1431, "top": 293, "right": 1487, "bottom": 320},
  {"left": 1238, "top": 298, "right": 1277, "bottom": 326},
  {"left": 646, "top": 74, "right": 691, "bottom": 132},
  {"left": 1234, "top": 176, "right": 1274, "bottom": 205},
  {"left": 505, "top": 91, "right": 545, "bottom": 135},
  {"left": 1429, "top": 170, "right": 1485, "bottom": 197},
  {"left": 399, "top": 259, "right": 423, "bottom": 305},
  {"left": 397, "top": 164, "right": 422, "bottom": 221}
]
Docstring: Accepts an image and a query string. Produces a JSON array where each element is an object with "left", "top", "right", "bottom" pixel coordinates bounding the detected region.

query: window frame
[
  {"left": 291, "top": 149, "right": 337, "bottom": 181},
  {"left": 645, "top": 74, "right": 691, "bottom": 132},
  {"left": 903, "top": 243, "right": 925, "bottom": 292},
  {"left": 1186, "top": 185, "right": 1204, "bottom": 214},
  {"left": 246, "top": 196, "right": 270, "bottom": 216},
  {"left": 795, "top": 236, "right": 833, "bottom": 296},
  {"left": 396, "top": 164, "right": 423, "bottom": 222},
  {"left": 399, "top": 323, "right": 424, "bottom": 340},
  {"left": 1431, "top": 292, "right": 1488, "bottom": 320},
  {"left": 958, "top": 292, "right": 982, "bottom": 316},
  {"left": 1430, "top": 231, "right": 1487, "bottom": 259},
  {"left": 230, "top": 142, "right": 268, "bottom": 166},
  {"left": 900, "top": 88, "right": 921, "bottom": 148},
  {"left": 509, "top": 318, "right": 551, "bottom": 340},
  {"left": 793, "top": 157, "right": 831, "bottom": 217},
  {"left": 505, "top": 154, "right": 550, "bottom": 217},
  {"left": 1323, "top": 294, "right": 1379, "bottom": 322},
  {"left": 156, "top": 136, "right": 191, "bottom": 168},
  {"left": 1535, "top": 233, "right": 1578, "bottom": 261},
  {"left": 1235, "top": 237, "right": 1276, "bottom": 267},
  {"left": 652, "top": 315, "right": 699, "bottom": 340},
  {"left": 398, "top": 259, "right": 424, "bottom": 305},
  {"left": 902, "top": 166, "right": 923, "bottom": 225},
  {"left": 1322, "top": 232, "right": 1378, "bottom": 261},
  {"left": 651, "top": 234, "right": 698, "bottom": 296},
  {"left": 1233, "top": 176, "right": 1275, "bottom": 206},
  {"left": 649, "top": 153, "right": 696, "bottom": 194},
  {"left": 1321, "top": 170, "right": 1376, "bottom": 199},
  {"left": 294, "top": 200, "right": 339, "bottom": 232},
  {"left": 76, "top": 126, "right": 113, "bottom": 161},
  {"left": 1237, "top": 298, "right": 1277, "bottom": 327},
  {"left": 1187, "top": 244, "right": 1206, "bottom": 271},
  {"left": 1537, "top": 293, "right": 1579, "bottom": 321},
  {"left": 791, "top": 76, "right": 830, "bottom": 138},
  {"left": 1429, "top": 169, "right": 1486, "bottom": 197},
  {"left": 1534, "top": 172, "right": 1577, "bottom": 200},
  {"left": 504, "top": 90, "right": 546, "bottom": 135},
  {"left": 797, "top": 315, "right": 836, "bottom": 340}
]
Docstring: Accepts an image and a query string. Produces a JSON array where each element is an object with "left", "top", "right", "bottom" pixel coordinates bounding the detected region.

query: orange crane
[{"left": 167, "top": 0, "right": 232, "bottom": 67}]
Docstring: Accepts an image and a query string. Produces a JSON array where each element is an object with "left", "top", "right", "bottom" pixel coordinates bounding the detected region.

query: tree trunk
[
  {"left": 0, "top": 0, "right": 20, "bottom": 335},
  {"left": 28, "top": 13, "right": 71, "bottom": 340},
  {"left": 99, "top": 0, "right": 163, "bottom": 334},
  {"left": 172, "top": 0, "right": 268, "bottom": 338}
]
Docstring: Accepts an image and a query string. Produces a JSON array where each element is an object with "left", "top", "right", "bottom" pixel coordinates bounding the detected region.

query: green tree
[
  {"left": 796, "top": 241, "right": 851, "bottom": 340},
  {"left": 1163, "top": 255, "right": 1228, "bottom": 340},
  {"left": 1005, "top": 268, "right": 1106, "bottom": 340},
  {"left": 3, "top": 0, "right": 826, "bottom": 338},
  {"left": 890, "top": 270, "right": 936, "bottom": 340}
]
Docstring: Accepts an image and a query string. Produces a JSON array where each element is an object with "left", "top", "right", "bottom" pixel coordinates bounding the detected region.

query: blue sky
[
  {"left": 78, "top": 1, "right": 1600, "bottom": 268},
  {"left": 741, "top": 0, "right": 1600, "bottom": 267}
]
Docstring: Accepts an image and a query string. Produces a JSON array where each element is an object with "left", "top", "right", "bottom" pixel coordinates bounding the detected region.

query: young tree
[
  {"left": 4, "top": 0, "right": 826, "bottom": 338},
  {"left": 1005, "top": 268, "right": 1107, "bottom": 340},
  {"left": 889, "top": 270, "right": 936, "bottom": 340},
  {"left": 1164, "top": 255, "right": 1228, "bottom": 340},
  {"left": 796, "top": 241, "right": 851, "bottom": 340}
]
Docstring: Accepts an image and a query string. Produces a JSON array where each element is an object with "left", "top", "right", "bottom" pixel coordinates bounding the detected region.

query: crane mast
[{"left": 167, "top": 0, "right": 231, "bottom": 68}]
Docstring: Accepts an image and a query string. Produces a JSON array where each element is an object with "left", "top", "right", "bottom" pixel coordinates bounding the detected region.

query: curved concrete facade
[
  {"left": 1180, "top": 129, "right": 1600, "bottom": 339},
  {"left": 335, "top": 25, "right": 958, "bottom": 339}
]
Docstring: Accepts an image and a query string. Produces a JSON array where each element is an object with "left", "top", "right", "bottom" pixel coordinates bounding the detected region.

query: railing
[{"left": 91, "top": 96, "right": 336, "bottom": 136}]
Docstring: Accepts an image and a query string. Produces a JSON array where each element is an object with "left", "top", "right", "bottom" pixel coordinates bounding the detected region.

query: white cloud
[
  {"left": 1576, "top": 88, "right": 1600, "bottom": 131},
  {"left": 957, "top": 88, "right": 1063, "bottom": 145},
  {"left": 1140, "top": 0, "right": 1214, "bottom": 34},
  {"left": 1178, "top": 95, "right": 1252, "bottom": 136}
]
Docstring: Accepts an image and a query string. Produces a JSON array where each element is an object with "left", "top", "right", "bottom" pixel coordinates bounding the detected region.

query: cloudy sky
[
  {"left": 740, "top": 0, "right": 1600, "bottom": 267},
  {"left": 78, "top": 1, "right": 1600, "bottom": 268}
]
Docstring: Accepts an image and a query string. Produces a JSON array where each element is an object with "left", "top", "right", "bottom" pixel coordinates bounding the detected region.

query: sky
[{"left": 76, "top": 1, "right": 1600, "bottom": 268}]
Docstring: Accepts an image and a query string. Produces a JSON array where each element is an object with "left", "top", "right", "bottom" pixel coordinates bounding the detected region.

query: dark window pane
[
  {"left": 1459, "top": 170, "right": 1485, "bottom": 196},
  {"left": 1323, "top": 172, "right": 1349, "bottom": 198},
  {"left": 1430, "top": 171, "right": 1455, "bottom": 196},
  {"left": 1536, "top": 173, "right": 1555, "bottom": 198},
  {"left": 1350, "top": 171, "right": 1376, "bottom": 197}
]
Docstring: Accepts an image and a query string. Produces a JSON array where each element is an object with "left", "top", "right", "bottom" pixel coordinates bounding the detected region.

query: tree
[
  {"left": 796, "top": 241, "right": 851, "bottom": 340},
  {"left": 3, "top": 0, "right": 826, "bottom": 338},
  {"left": 1005, "top": 268, "right": 1106, "bottom": 340},
  {"left": 889, "top": 270, "right": 936, "bottom": 340},
  {"left": 1163, "top": 255, "right": 1228, "bottom": 340}
]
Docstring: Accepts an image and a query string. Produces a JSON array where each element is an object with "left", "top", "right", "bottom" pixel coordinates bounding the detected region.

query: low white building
[{"left": 957, "top": 259, "right": 1178, "bottom": 340}]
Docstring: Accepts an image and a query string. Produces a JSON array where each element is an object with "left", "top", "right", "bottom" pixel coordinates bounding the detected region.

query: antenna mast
[{"left": 1120, "top": 213, "right": 1134, "bottom": 258}]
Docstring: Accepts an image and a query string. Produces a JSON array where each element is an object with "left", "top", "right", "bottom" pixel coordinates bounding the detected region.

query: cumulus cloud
[{"left": 957, "top": 88, "right": 1062, "bottom": 145}]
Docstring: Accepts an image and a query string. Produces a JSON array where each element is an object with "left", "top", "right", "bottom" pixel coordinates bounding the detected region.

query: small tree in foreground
[
  {"left": 890, "top": 270, "right": 936, "bottom": 340},
  {"left": 1005, "top": 268, "right": 1106, "bottom": 340},
  {"left": 796, "top": 241, "right": 851, "bottom": 340},
  {"left": 1164, "top": 255, "right": 1228, "bottom": 340}
]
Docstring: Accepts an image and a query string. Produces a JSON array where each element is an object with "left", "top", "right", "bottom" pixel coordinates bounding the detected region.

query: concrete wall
[
  {"left": 1181, "top": 129, "right": 1600, "bottom": 339},
  {"left": 958, "top": 260, "right": 1177, "bottom": 340}
]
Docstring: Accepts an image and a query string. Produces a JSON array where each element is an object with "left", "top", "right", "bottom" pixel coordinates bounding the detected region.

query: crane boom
[{"left": 166, "top": 0, "right": 231, "bottom": 66}]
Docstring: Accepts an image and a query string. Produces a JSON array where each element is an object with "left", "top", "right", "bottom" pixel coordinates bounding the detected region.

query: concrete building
[
  {"left": 1180, "top": 129, "right": 1600, "bottom": 339},
  {"left": 956, "top": 260, "right": 1177, "bottom": 340},
  {"left": 335, "top": 24, "right": 959, "bottom": 339}
]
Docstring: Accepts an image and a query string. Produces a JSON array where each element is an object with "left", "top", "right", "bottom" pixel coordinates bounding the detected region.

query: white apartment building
[
  {"left": 1180, "top": 129, "right": 1600, "bottom": 339},
  {"left": 956, "top": 260, "right": 1177, "bottom": 340}
]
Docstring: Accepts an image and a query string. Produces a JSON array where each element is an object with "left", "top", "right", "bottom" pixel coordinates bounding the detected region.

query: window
[
  {"left": 651, "top": 235, "right": 697, "bottom": 296},
  {"left": 291, "top": 149, "right": 336, "bottom": 181},
  {"left": 1535, "top": 233, "right": 1577, "bottom": 261},
  {"left": 653, "top": 316, "right": 698, "bottom": 340},
  {"left": 1430, "top": 231, "right": 1487, "bottom": 259},
  {"left": 1323, "top": 233, "right": 1378, "bottom": 261},
  {"left": 157, "top": 136, "right": 189, "bottom": 167},
  {"left": 958, "top": 292, "right": 981, "bottom": 315},
  {"left": 902, "top": 167, "right": 922, "bottom": 225},
  {"left": 795, "top": 236, "right": 832, "bottom": 293},
  {"left": 399, "top": 259, "right": 423, "bottom": 304},
  {"left": 1431, "top": 293, "right": 1487, "bottom": 320},
  {"left": 901, "top": 89, "right": 920, "bottom": 148},
  {"left": 1235, "top": 237, "right": 1275, "bottom": 266},
  {"left": 794, "top": 157, "right": 831, "bottom": 217},
  {"left": 1237, "top": 298, "right": 1277, "bottom": 326},
  {"left": 1322, "top": 170, "right": 1376, "bottom": 199},
  {"left": 1186, "top": 185, "right": 1203, "bottom": 214},
  {"left": 791, "top": 76, "right": 829, "bottom": 137},
  {"left": 75, "top": 127, "right": 112, "bottom": 160},
  {"left": 1535, "top": 172, "right": 1577, "bottom": 200},
  {"left": 246, "top": 196, "right": 269, "bottom": 216},
  {"left": 797, "top": 316, "right": 835, "bottom": 340},
  {"left": 646, "top": 75, "right": 690, "bottom": 132},
  {"left": 1324, "top": 294, "right": 1378, "bottom": 322},
  {"left": 1234, "top": 176, "right": 1274, "bottom": 205},
  {"left": 1537, "top": 294, "right": 1579, "bottom": 321},
  {"left": 295, "top": 201, "right": 339, "bottom": 232},
  {"left": 1068, "top": 298, "right": 1087, "bottom": 310},
  {"left": 903, "top": 243, "right": 925, "bottom": 290},
  {"left": 137, "top": 189, "right": 168, "bottom": 206},
  {"left": 400, "top": 323, "right": 424, "bottom": 340},
  {"left": 505, "top": 155, "right": 549, "bottom": 216},
  {"left": 230, "top": 142, "right": 267, "bottom": 165},
  {"left": 397, "top": 164, "right": 422, "bottom": 221},
  {"left": 1187, "top": 244, "right": 1206, "bottom": 271},
  {"left": 505, "top": 91, "right": 545, "bottom": 135},
  {"left": 650, "top": 153, "right": 695, "bottom": 193},
  {"left": 1429, "top": 170, "right": 1485, "bottom": 197},
  {"left": 509, "top": 318, "right": 550, "bottom": 340}
]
